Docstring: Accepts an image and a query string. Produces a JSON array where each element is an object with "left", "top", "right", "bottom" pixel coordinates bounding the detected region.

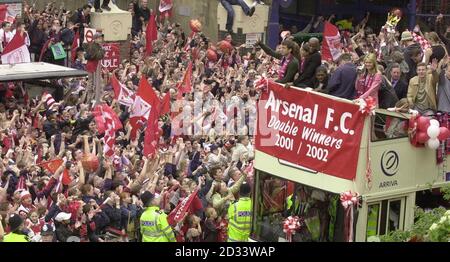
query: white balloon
[
  {"left": 427, "top": 125, "right": 440, "bottom": 139},
  {"left": 427, "top": 139, "right": 440, "bottom": 150},
  {"left": 430, "top": 119, "right": 440, "bottom": 127}
]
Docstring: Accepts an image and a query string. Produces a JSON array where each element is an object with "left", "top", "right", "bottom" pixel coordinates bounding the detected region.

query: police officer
[
  {"left": 139, "top": 191, "right": 176, "bottom": 242},
  {"left": 227, "top": 182, "right": 252, "bottom": 242},
  {"left": 3, "top": 214, "right": 29, "bottom": 242}
]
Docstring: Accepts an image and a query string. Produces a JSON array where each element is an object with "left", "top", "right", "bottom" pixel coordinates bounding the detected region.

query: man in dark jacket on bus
[{"left": 323, "top": 53, "right": 357, "bottom": 99}]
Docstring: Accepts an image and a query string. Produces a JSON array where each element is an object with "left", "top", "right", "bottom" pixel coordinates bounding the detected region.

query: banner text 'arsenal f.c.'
[{"left": 255, "top": 81, "right": 365, "bottom": 180}]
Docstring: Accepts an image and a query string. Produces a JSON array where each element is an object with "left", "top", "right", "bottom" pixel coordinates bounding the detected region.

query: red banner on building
[
  {"left": 101, "top": 43, "right": 120, "bottom": 71},
  {"left": 255, "top": 81, "right": 365, "bottom": 180}
]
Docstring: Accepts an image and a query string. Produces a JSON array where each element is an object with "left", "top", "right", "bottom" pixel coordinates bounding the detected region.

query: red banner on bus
[
  {"left": 255, "top": 81, "right": 365, "bottom": 180},
  {"left": 101, "top": 43, "right": 120, "bottom": 72}
]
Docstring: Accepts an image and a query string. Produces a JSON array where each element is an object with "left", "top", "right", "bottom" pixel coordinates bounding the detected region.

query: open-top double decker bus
[{"left": 251, "top": 81, "right": 450, "bottom": 242}]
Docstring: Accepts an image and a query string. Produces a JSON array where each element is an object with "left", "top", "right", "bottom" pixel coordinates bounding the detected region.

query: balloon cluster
[
  {"left": 412, "top": 116, "right": 450, "bottom": 150},
  {"left": 340, "top": 191, "right": 359, "bottom": 209},
  {"left": 254, "top": 74, "right": 268, "bottom": 92},
  {"left": 216, "top": 40, "right": 233, "bottom": 54},
  {"left": 358, "top": 97, "right": 376, "bottom": 116},
  {"left": 205, "top": 41, "right": 233, "bottom": 62},
  {"left": 283, "top": 216, "right": 302, "bottom": 242}
]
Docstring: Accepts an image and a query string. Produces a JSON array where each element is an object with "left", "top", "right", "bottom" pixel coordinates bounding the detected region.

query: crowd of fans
[{"left": 0, "top": 0, "right": 450, "bottom": 242}]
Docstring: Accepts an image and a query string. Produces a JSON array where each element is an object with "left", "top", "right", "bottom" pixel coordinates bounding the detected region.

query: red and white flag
[
  {"left": 0, "top": 4, "right": 15, "bottom": 24},
  {"left": 412, "top": 32, "right": 431, "bottom": 53},
  {"left": 93, "top": 104, "right": 123, "bottom": 135},
  {"left": 129, "top": 76, "right": 160, "bottom": 140},
  {"left": 42, "top": 92, "right": 56, "bottom": 109},
  {"left": 176, "top": 61, "right": 193, "bottom": 99},
  {"left": 1, "top": 31, "right": 30, "bottom": 64},
  {"left": 159, "top": 0, "right": 173, "bottom": 20},
  {"left": 322, "top": 21, "right": 342, "bottom": 62},
  {"left": 39, "top": 159, "right": 71, "bottom": 193},
  {"left": 93, "top": 104, "right": 123, "bottom": 158},
  {"left": 167, "top": 189, "right": 199, "bottom": 227},
  {"left": 111, "top": 73, "right": 135, "bottom": 107},
  {"left": 159, "top": 0, "right": 173, "bottom": 13}
]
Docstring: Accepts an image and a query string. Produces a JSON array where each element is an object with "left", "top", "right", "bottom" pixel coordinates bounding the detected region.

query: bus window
[
  {"left": 366, "top": 203, "right": 380, "bottom": 239},
  {"left": 387, "top": 200, "right": 402, "bottom": 232},
  {"left": 372, "top": 113, "right": 408, "bottom": 142},
  {"left": 367, "top": 198, "right": 406, "bottom": 239},
  {"left": 252, "top": 171, "right": 343, "bottom": 242}
]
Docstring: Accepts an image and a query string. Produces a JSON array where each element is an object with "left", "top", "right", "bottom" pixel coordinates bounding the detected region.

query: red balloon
[
  {"left": 189, "top": 19, "right": 202, "bottom": 33},
  {"left": 409, "top": 116, "right": 418, "bottom": 130},
  {"left": 438, "top": 127, "right": 450, "bottom": 141},
  {"left": 206, "top": 49, "right": 217, "bottom": 61},
  {"left": 416, "top": 131, "right": 429, "bottom": 144},
  {"left": 82, "top": 153, "right": 100, "bottom": 173},
  {"left": 217, "top": 40, "right": 233, "bottom": 53},
  {"left": 417, "top": 116, "right": 431, "bottom": 132}
]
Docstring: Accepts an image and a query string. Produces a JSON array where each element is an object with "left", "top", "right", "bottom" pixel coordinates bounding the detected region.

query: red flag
[
  {"left": 39, "top": 159, "right": 71, "bottom": 186},
  {"left": 159, "top": 92, "right": 171, "bottom": 116},
  {"left": 143, "top": 105, "right": 160, "bottom": 157},
  {"left": 129, "top": 76, "right": 160, "bottom": 140},
  {"left": 71, "top": 31, "right": 80, "bottom": 63},
  {"left": 176, "top": 61, "right": 193, "bottom": 99},
  {"left": 145, "top": 12, "right": 158, "bottom": 57},
  {"left": 159, "top": 0, "right": 173, "bottom": 21},
  {"left": 111, "top": 73, "right": 135, "bottom": 107},
  {"left": 0, "top": 4, "right": 14, "bottom": 23},
  {"left": 92, "top": 104, "right": 123, "bottom": 135},
  {"left": 321, "top": 21, "right": 342, "bottom": 62},
  {"left": 1, "top": 31, "right": 30, "bottom": 64},
  {"left": 167, "top": 189, "right": 199, "bottom": 227},
  {"left": 0, "top": 5, "right": 7, "bottom": 23},
  {"left": 159, "top": 0, "right": 173, "bottom": 13}
]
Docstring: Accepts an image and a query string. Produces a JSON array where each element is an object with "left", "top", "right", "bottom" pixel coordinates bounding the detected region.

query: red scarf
[
  {"left": 357, "top": 73, "right": 375, "bottom": 98},
  {"left": 278, "top": 54, "right": 293, "bottom": 80}
]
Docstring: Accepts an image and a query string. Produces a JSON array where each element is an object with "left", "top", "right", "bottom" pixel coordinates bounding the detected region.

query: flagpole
[{"left": 94, "top": 62, "right": 102, "bottom": 105}]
